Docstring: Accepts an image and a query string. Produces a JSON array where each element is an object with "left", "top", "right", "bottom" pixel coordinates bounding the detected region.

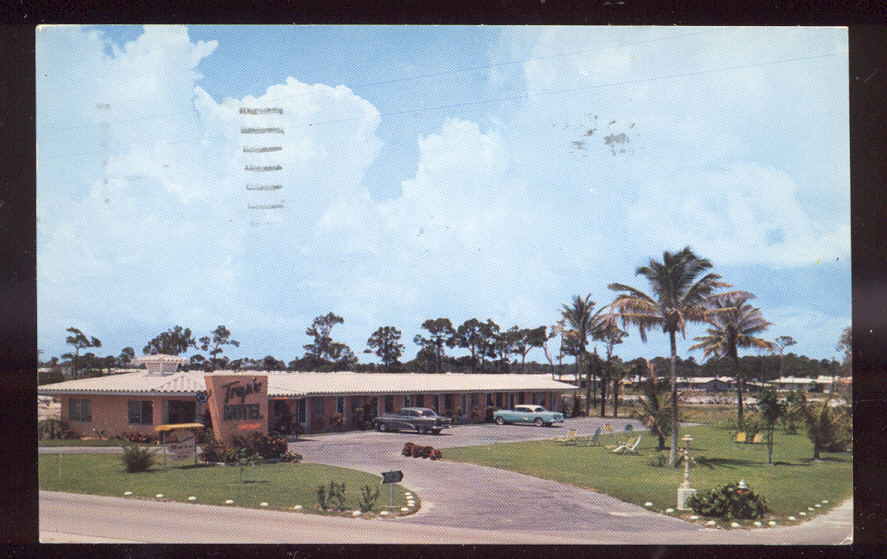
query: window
[
  {"left": 444, "top": 394, "right": 453, "bottom": 412},
  {"left": 518, "top": 392, "right": 525, "bottom": 404},
  {"left": 470, "top": 393, "right": 479, "bottom": 408},
  {"left": 460, "top": 394, "right": 468, "bottom": 414},
  {"left": 297, "top": 399, "right": 306, "bottom": 423},
  {"left": 272, "top": 400, "right": 287, "bottom": 417},
  {"left": 508, "top": 394, "right": 515, "bottom": 409},
  {"left": 128, "top": 400, "right": 153, "bottom": 425},
  {"left": 336, "top": 397, "right": 345, "bottom": 415},
  {"left": 350, "top": 396, "right": 361, "bottom": 413},
  {"left": 538, "top": 393, "right": 546, "bottom": 407},
  {"left": 486, "top": 394, "right": 493, "bottom": 407},
  {"left": 403, "top": 395, "right": 411, "bottom": 408},
  {"left": 432, "top": 395, "right": 440, "bottom": 413},
  {"left": 415, "top": 394, "right": 424, "bottom": 407},
  {"left": 168, "top": 400, "right": 196, "bottom": 423},
  {"left": 496, "top": 393, "right": 503, "bottom": 407},
  {"left": 312, "top": 397, "right": 324, "bottom": 417},
  {"left": 384, "top": 395, "right": 394, "bottom": 412},
  {"left": 69, "top": 398, "right": 91, "bottom": 422}
]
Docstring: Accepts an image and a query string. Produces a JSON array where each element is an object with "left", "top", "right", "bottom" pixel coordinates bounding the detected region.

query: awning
[{"left": 155, "top": 422, "right": 205, "bottom": 432}]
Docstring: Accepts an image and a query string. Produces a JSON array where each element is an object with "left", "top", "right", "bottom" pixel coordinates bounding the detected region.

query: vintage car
[
  {"left": 493, "top": 405, "right": 565, "bottom": 427},
  {"left": 373, "top": 407, "right": 451, "bottom": 434}
]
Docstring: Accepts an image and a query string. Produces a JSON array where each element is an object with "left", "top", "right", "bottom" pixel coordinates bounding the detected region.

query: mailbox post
[{"left": 381, "top": 470, "right": 403, "bottom": 510}]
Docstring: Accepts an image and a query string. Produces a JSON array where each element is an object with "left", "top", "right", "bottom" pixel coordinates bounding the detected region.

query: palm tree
[
  {"left": 561, "top": 294, "right": 595, "bottom": 412},
  {"left": 689, "top": 293, "right": 775, "bottom": 425},
  {"left": 609, "top": 247, "right": 732, "bottom": 468},
  {"left": 590, "top": 306, "right": 628, "bottom": 417}
]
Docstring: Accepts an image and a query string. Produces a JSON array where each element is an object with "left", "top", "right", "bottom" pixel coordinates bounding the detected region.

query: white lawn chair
[{"left": 611, "top": 434, "right": 642, "bottom": 455}]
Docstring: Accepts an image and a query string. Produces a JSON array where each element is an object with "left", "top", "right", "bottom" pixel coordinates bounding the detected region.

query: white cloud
[
  {"left": 37, "top": 26, "right": 384, "bottom": 356},
  {"left": 627, "top": 163, "right": 850, "bottom": 267}
]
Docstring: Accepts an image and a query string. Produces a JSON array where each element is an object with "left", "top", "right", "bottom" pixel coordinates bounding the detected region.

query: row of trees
[{"left": 557, "top": 247, "right": 851, "bottom": 469}]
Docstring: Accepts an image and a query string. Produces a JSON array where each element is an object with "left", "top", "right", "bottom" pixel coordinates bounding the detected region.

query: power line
[
  {"left": 36, "top": 51, "right": 841, "bottom": 165},
  {"left": 38, "top": 28, "right": 723, "bottom": 137}
]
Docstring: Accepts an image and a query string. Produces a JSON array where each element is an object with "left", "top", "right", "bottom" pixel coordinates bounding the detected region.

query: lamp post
[{"left": 677, "top": 433, "right": 697, "bottom": 510}]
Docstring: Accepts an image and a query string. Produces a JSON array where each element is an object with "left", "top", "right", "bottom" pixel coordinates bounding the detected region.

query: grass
[
  {"left": 443, "top": 424, "right": 851, "bottom": 526},
  {"left": 39, "top": 453, "right": 416, "bottom": 516},
  {"left": 39, "top": 439, "right": 152, "bottom": 447}
]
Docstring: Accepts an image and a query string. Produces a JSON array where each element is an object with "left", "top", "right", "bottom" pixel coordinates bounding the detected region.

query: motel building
[{"left": 37, "top": 354, "right": 576, "bottom": 440}]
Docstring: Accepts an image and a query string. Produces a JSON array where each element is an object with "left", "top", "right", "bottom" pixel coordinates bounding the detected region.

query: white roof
[
  {"left": 769, "top": 376, "right": 817, "bottom": 385},
  {"left": 39, "top": 371, "right": 576, "bottom": 397},
  {"left": 131, "top": 354, "right": 188, "bottom": 365},
  {"left": 676, "top": 376, "right": 733, "bottom": 384},
  {"left": 38, "top": 371, "right": 207, "bottom": 395}
]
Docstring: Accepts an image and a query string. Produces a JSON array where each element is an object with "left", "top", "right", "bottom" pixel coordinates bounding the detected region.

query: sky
[{"left": 36, "top": 25, "right": 850, "bottom": 366}]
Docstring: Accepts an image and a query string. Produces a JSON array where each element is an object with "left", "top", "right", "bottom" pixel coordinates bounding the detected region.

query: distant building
[{"left": 674, "top": 376, "right": 733, "bottom": 392}]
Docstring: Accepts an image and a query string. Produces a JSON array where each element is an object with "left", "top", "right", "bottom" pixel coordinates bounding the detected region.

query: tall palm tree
[
  {"left": 609, "top": 247, "right": 732, "bottom": 468},
  {"left": 590, "top": 306, "right": 628, "bottom": 417},
  {"left": 561, "top": 294, "right": 595, "bottom": 410},
  {"left": 689, "top": 293, "right": 775, "bottom": 425}
]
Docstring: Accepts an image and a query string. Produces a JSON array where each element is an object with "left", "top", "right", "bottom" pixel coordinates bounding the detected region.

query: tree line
[{"left": 43, "top": 247, "right": 852, "bottom": 471}]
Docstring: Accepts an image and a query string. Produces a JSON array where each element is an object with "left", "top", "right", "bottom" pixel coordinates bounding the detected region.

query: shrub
[
  {"left": 329, "top": 412, "right": 344, "bottom": 430},
  {"left": 404, "top": 442, "right": 440, "bottom": 460},
  {"left": 243, "top": 432, "right": 288, "bottom": 459},
  {"left": 38, "top": 419, "right": 68, "bottom": 440},
  {"left": 470, "top": 406, "right": 481, "bottom": 420},
  {"left": 648, "top": 452, "right": 668, "bottom": 467},
  {"left": 315, "top": 484, "right": 328, "bottom": 510},
  {"left": 316, "top": 481, "right": 346, "bottom": 511},
  {"left": 120, "top": 432, "right": 156, "bottom": 444},
  {"left": 687, "top": 482, "right": 770, "bottom": 520},
  {"left": 281, "top": 451, "right": 302, "bottom": 463},
  {"left": 121, "top": 445, "right": 156, "bottom": 473},
  {"left": 358, "top": 485, "right": 381, "bottom": 512},
  {"left": 484, "top": 406, "right": 497, "bottom": 423},
  {"left": 199, "top": 439, "right": 238, "bottom": 464}
]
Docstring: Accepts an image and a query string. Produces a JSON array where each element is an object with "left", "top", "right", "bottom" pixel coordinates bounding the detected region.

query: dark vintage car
[{"left": 373, "top": 407, "right": 451, "bottom": 434}]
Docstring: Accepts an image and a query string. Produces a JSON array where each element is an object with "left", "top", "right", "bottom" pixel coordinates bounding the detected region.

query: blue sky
[{"left": 36, "top": 25, "right": 850, "bottom": 365}]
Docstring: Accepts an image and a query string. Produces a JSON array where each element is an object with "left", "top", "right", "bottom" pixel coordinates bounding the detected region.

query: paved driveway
[
  {"left": 39, "top": 416, "right": 852, "bottom": 543},
  {"left": 288, "top": 417, "right": 695, "bottom": 534}
]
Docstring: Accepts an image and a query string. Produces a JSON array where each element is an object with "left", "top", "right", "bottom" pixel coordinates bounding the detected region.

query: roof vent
[{"left": 131, "top": 354, "right": 187, "bottom": 376}]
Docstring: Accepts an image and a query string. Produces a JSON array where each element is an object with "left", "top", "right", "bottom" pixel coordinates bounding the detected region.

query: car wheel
[
  {"left": 534, "top": 417, "right": 544, "bottom": 427},
  {"left": 495, "top": 416, "right": 505, "bottom": 425},
  {"left": 432, "top": 429, "right": 441, "bottom": 435},
  {"left": 378, "top": 422, "right": 388, "bottom": 432},
  {"left": 418, "top": 426, "right": 426, "bottom": 434}
]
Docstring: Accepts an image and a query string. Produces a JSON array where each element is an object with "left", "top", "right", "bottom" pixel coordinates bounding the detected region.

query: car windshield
[{"left": 418, "top": 410, "right": 436, "bottom": 416}]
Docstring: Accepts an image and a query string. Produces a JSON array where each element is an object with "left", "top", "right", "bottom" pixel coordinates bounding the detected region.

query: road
[{"left": 40, "top": 417, "right": 852, "bottom": 544}]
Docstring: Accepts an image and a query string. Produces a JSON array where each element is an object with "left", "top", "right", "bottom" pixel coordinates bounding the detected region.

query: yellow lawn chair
[
  {"left": 751, "top": 432, "right": 763, "bottom": 444},
  {"left": 734, "top": 432, "right": 747, "bottom": 444},
  {"left": 611, "top": 434, "right": 642, "bottom": 455}
]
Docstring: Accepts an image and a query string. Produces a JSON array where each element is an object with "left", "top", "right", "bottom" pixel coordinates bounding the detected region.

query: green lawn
[
  {"left": 444, "top": 424, "right": 851, "bottom": 526},
  {"left": 38, "top": 439, "right": 152, "bottom": 447},
  {"left": 39, "top": 453, "right": 416, "bottom": 516}
]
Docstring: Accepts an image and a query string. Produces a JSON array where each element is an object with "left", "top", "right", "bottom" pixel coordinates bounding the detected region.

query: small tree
[
  {"left": 199, "top": 325, "right": 239, "bottom": 371},
  {"left": 635, "top": 359, "right": 678, "bottom": 451},
  {"left": 365, "top": 326, "right": 405, "bottom": 370},
  {"left": 64, "top": 327, "right": 102, "bottom": 379},
  {"left": 755, "top": 388, "right": 785, "bottom": 465},
  {"left": 794, "top": 394, "right": 852, "bottom": 460}
]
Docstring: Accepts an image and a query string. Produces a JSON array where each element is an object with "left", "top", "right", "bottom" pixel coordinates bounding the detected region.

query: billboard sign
[{"left": 205, "top": 374, "right": 269, "bottom": 442}]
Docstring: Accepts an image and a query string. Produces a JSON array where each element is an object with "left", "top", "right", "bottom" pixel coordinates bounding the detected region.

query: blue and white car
[{"left": 493, "top": 405, "right": 565, "bottom": 427}]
